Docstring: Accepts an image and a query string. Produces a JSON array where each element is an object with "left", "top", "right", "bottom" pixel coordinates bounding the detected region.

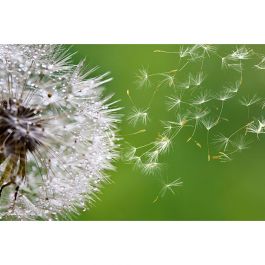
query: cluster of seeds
[{"left": 124, "top": 45, "right": 265, "bottom": 199}]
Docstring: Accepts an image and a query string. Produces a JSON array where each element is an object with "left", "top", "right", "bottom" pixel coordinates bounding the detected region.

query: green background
[{"left": 70, "top": 45, "right": 265, "bottom": 220}]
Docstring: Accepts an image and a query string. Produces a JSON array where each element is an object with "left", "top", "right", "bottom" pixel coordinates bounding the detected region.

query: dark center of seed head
[{"left": 0, "top": 98, "right": 43, "bottom": 157}]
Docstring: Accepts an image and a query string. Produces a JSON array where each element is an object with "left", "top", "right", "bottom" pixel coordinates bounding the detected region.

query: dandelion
[
  {"left": 127, "top": 107, "right": 149, "bottom": 126},
  {"left": 0, "top": 45, "right": 119, "bottom": 220}
]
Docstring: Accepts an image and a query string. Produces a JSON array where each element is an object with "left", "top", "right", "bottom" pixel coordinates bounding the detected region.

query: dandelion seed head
[{"left": 0, "top": 45, "right": 119, "bottom": 220}]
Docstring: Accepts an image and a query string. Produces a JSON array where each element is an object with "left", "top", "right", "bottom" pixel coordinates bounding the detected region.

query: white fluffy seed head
[{"left": 0, "top": 45, "right": 120, "bottom": 220}]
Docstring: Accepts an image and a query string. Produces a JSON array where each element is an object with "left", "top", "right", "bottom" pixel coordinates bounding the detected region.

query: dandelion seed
[
  {"left": 153, "top": 177, "right": 183, "bottom": 202},
  {"left": 123, "top": 144, "right": 137, "bottom": 161},
  {"left": 202, "top": 117, "right": 217, "bottom": 131},
  {"left": 230, "top": 47, "right": 252, "bottom": 60},
  {"left": 0, "top": 45, "right": 119, "bottom": 220},
  {"left": 215, "top": 89, "right": 234, "bottom": 101},
  {"left": 191, "top": 90, "right": 212, "bottom": 105},
  {"left": 146, "top": 149, "right": 160, "bottom": 163},
  {"left": 177, "top": 80, "right": 191, "bottom": 90},
  {"left": 176, "top": 113, "right": 189, "bottom": 127},
  {"left": 231, "top": 135, "right": 249, "bottom": 152},
  {"left": 127, "top": 107, "right": 149, "bottom": 126},
  {"left": 190, "top": 72, "right": 205, "bottom": 86},
  {"left": 199, "top": 45, "right": 217, "bottom": 57},
  {"left": 141, "top": 162, "right": 161, "bottom": 175},
  {"left": 247, "top": 119, "right": 265, "bottom": 137},
  {"left": 187, "top": 108, "right": 209, "bottom": 142},
  {"left": 202, "top": 117, "right": 217, "bottom": 161},
  {"left": 191, "top": 108, "right": 209, "bottom": 121},
  {"left": 221, "top": 57, "right": 228, "bottom": 69},
  {"left": 162, "top": 121, "right": 175, "bottom": 135},
  {"left": 158, "top": 73, "right": 175, "bottom": 87},
  {"left": 224, "top": 80, "right": 241, "bottom": 93},
  {"left": 136, "top": 67, "right": 150, "bottom": 88},
  {"left": 255, "top": 57, "right": 265, "bottom": 70},
  {"left": 179, "top": 46, "right": 192, "bottom": 58},
  {"left": 239, "top": 95, "right": 260, "bottom": 107},
  {"left": 166, "top": 95, "right": 182, "bottom": 110},
  {"left": 218, "top": 152, "right": 232, "bottom": 162},
  {"left": 154, "top": 135, "right": 171, "bottom": 153},
  {"left": 227, "top": 63, "right": 243, "bottom": 73},
  {"left": 212, "top": 133, "right": 231, "bottom": 151},
  {"left": 131, "top": 155, "right": 143, "bottom": 168}
]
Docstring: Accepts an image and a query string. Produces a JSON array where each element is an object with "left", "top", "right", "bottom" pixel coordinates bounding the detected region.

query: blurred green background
[{"left": 70, "top": 45, "right": 265, "bottom": 220}]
